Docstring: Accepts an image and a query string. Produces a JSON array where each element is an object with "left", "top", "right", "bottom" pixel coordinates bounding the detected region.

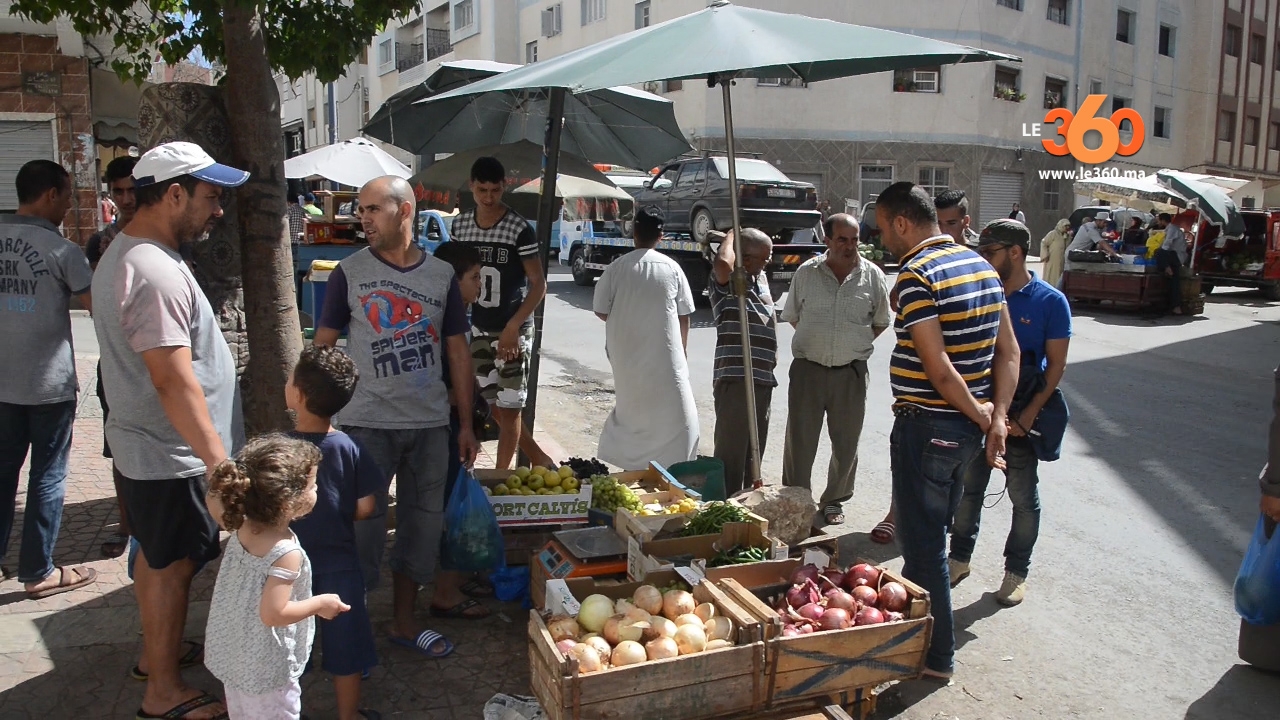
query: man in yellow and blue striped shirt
[{"left": 875, "top": 181, "right": 1020, "bottom": 681}]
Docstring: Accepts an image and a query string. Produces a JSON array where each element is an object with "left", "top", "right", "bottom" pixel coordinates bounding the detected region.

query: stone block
[{"left": 735, "top": 484, "right": 817, "bottom": 546}]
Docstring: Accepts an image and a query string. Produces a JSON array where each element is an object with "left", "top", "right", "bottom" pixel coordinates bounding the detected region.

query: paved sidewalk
[{"left": 0, "top": 357, "right": 537, "bottom": 719}]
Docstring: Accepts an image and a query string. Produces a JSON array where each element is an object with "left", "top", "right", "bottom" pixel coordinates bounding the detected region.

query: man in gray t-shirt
[
  {"left": 91, "top": 141, "right": 248, "bottom": 720},
  {"left": 0, "top": 160, "right": 98, "bottom": 600},
  {"left": 317, "top": 175, "right": 478, "bottom": 656}
]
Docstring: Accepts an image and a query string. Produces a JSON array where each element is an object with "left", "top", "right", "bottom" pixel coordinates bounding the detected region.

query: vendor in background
[
  {"left": 1153, "top": 213, "right": 1187, "bottom": 316},
  {"left": 1122, "top": 216, "right": 1148, "bottom": 248},
  {"left": 1066, "top": 211, "right": 1120, "bottom": 259},
  {"left": 303, "top": 192, "right": 324, "bottom": 217}
]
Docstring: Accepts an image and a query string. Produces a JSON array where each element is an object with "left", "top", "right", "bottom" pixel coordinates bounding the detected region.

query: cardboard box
[
  {"left": 475, "top": 469, "right": 593, "bottom": 527},
  {"left": 627, "top": 522, "right": 786, "bottom": 581}
]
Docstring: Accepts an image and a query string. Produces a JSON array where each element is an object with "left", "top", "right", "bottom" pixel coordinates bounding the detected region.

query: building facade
[{"left": 287, "top": 0, "right": 1280, "bottom": 239}]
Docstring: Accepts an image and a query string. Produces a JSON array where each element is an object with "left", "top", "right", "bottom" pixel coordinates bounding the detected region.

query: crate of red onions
[{"left": 706, "top": 557, "right": 932, "bottom": 704}]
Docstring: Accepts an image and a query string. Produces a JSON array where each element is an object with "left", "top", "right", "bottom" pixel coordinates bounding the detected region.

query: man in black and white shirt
[{"left": 451, "top": 157, "right": 554, "bottom": 469}]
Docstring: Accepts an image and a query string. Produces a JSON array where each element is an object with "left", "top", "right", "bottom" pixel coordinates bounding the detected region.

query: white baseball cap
[{"left": 133, "top": 141, "right": 250, "bottom": 188}]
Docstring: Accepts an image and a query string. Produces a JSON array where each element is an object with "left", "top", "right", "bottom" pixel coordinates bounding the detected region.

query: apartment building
[{"left": 286, "top": 0, "right": 1280, "bottom": 233}]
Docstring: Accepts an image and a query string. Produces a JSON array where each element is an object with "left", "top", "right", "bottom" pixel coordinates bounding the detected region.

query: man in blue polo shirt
[{"left": 949, "top": 219, "right": 1071, "bottom": 607}]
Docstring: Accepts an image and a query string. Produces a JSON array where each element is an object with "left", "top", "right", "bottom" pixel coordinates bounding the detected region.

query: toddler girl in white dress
[{"left": 204, "top": 434, "right": 351, "bottom": 719}]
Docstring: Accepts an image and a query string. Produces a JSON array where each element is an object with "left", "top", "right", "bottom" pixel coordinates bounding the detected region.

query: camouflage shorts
[{"left": 471, "top": 325, "right": 534, "bottom": 410}]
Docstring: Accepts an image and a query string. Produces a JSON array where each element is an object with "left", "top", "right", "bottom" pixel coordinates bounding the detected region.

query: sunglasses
[{"left": 977, "top": 243, "right": 1015, "bottom": 259}]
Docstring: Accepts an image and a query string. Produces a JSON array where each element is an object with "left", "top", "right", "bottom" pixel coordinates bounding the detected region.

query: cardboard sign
[{"left": 474, "top": 469, "right": 594, "bottom": 527}]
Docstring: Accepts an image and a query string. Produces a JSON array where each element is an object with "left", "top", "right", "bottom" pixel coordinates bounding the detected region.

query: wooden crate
[
  {"left": 529, "top": 610, "right": 768, "bottom": 720},
  {"left": 714, "top": 566, "right": 932, "bottom": 709}
]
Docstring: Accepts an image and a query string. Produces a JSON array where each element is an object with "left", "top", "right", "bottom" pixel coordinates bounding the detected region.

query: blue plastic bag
[
  {"left": 1234, "top": 514, "right": 1280, "bottom": 625},
  {"left": 442, "top": 467, "right": 504, "bottom": 573}
]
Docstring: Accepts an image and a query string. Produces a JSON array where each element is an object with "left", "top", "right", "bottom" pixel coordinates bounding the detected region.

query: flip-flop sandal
[
  {"left": 135, "top": 691, "right": 227, "bottom": 719},
  {"left": 102, "top": 534, "right": 130, "bottom": 558},
  {"left": 389, "top": 629, "right": 454, "bottom": 658},
  {"left": 429, "top": 597, "right": 490, "bottom": 619},
  {"left": 870, "top": 521, "right": 896, "bottom": 544},
  {"left": 823, "top": 504, "right": 845, "bottom": 525},
  {"left": 460, "top": 577, "right": 495, "bottom": 598},
  {"left": 131, "top": 640, "right": 204, "bottom": 681},
  {"left": 26, "top": 566, "right": 96, "bottom": 599}
]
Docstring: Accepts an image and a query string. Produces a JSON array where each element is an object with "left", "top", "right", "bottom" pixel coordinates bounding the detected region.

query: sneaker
[
  {"left": 996, "top": 572, "right": 1027, "bottom": 606},
  {"left": 948, "top": 558, "right": 970, "bottom": 588}
]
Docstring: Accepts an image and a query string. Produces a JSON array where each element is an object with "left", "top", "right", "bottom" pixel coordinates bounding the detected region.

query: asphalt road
[{"left": 531, "top": 263, "right": 1280, "bottom": 720}]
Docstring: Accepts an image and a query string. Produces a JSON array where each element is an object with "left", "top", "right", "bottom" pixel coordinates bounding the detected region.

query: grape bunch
[
  {"left": 566, "top": 456, "right": 609, "bottom": 477},
  {"left": 589, "top": 474, "right": 643, "bottom": 513}
]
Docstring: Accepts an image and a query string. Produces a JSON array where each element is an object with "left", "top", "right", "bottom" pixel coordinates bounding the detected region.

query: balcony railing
[
  {"left": 396, "top": 42, "right": 424, "bottom": 72},
  {"left": 426, "top": 28, "right": 452, "bottom": 61}
]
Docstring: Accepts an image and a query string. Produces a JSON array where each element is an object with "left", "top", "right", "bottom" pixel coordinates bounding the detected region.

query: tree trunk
[
  {"left": 137, "top": 83, "right": 248, "bottom": 378},
  {"left": 222, "top": 4, "right": 302, "bottom": 435}
]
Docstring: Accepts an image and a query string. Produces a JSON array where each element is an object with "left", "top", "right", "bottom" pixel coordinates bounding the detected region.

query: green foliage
[{"left": 9, "top": 0, "right": 418, "bottom": 83}]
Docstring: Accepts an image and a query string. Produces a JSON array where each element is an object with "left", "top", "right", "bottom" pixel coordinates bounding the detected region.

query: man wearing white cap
[
  {"left": 92, "top": 141, "right": 248, "bottom": 720},
  {"left": 1067, "top": 211, "right": 1119, "bottom": 258}
]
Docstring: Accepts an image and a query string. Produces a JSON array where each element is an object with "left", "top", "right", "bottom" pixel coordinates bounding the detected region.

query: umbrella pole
[
  {"left": 522, "top": 87, "right": 566, "bottom": 461},
  {"left": 720, "top": 79, "right": 763, "bottom": 488}
]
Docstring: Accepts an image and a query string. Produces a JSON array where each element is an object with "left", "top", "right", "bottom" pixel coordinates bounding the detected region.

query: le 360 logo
[{"left": 1020, "top": 94, "right": 1146, "bottom": 163}]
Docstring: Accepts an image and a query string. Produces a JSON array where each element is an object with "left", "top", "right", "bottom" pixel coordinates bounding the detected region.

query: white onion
[
  {"left": 673, "top": 624, "right": 707, "bottom": 655},
  {"left": 611, "top": 640, "right": 647, "bottom": 667},
  {"left": 705, "top": 639, "right": 733, "bottom": 651},
  {"left": 604, "top": 614, "right": 646, "bottom": 645},
  {"left": 602, "top": 615, "right": 624, "bottom": 645},
  {"left": 614, "top": 598, "right": 637, "bottom": 616},
  {"left": 647, "top": 617, "right": 677, "bottom": 640},
  {"left": 675, "top": 613, "right": 704, "bottom": 628},
  {"left": 570, "top": 643, "right": 604, "bottom": 673},
  {"left": 578, "top": 595, "right": 614, "bottom": 633},
  {"left": 556, "top": 639, "right": 578, "bottom": 656},
  {"left": 662, "top": 589, "right": 696, "bottom": 620},
  {"left": 583, "top": 635, "right": 612, "bottom": 659},
  {"left": 547, "top": 615, "right": 581, "bottom": 642},
  {"left": 633, "top": 585, "right": 664, "bottom": 615},
  {"left": 704, "top": 616, "right": 734, "bottom": 642},
  {"left": 693, "top": 603, "right": 717, "bottom": 622},
  {"left": 645, "top": 637, "right": 679, "bottom": 661},
  {"left": 623, "top": 607, "right": 652, "bottom": 624}
]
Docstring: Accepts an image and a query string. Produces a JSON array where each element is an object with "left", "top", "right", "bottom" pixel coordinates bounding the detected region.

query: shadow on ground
[
  {"left": 1185, "top": 663, "right": 1280, "bottom": 720},
  {"left": 1060, "top": 319, "right": 1280, "bottom": 585}
]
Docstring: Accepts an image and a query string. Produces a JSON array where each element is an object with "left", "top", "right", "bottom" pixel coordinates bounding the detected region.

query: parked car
[
  {"left": 632, "top": 156, "right": 820, "bottom": 243},
  {"left": 415, "top": 209, "right": 457, "bottom": 254}
]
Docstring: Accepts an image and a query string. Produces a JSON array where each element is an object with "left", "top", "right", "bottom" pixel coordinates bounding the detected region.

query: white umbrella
[
  {"left": 283, "top": 137, "right": 411, "bottom": 187},
  {"left": 1074, "top": 175, "right": 1188, "bottom": 213},
  {"left": 512, "top": 175, "right": 632, "bottom": 202}
]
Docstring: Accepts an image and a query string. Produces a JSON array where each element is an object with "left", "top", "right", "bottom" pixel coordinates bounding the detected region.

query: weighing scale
[{"left": 536, "top": 526, "right": 630, "bottom": 579}]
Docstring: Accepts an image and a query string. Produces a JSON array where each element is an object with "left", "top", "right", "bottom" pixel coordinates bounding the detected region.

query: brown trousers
[
  {"left": 712, "top": 378, "right": 773, "bottom": 495},
  {"left": 781, "top": 358, "right": 867, "bottom": 507}
]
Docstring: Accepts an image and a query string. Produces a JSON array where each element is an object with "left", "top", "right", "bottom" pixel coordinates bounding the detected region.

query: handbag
[{"left": 1009, "top": 369, "right": 1069, "bottom": 462}]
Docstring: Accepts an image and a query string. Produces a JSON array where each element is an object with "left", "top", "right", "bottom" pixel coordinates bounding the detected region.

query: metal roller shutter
[
  {"left": 0, "top": 121, "right": 56, "bottom": 212},
  {"left": 979, "top": 171, "right": 1024, "bottom": 226}
]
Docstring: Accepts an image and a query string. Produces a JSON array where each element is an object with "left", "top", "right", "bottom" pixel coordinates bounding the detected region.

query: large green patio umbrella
[
  {"left": 363, "top": 60, "right": 520, "bottom": 147},
  {"left": 420, "top": 0, "right": 1020, "bottom": 483},
  {"left": 1156, "top": 169, "right": 1246, "bottom": 273}
]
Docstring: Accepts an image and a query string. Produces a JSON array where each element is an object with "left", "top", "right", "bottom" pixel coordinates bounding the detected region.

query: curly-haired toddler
[{"left": 203, "top": 434, "right": 350, "bottom": 719}]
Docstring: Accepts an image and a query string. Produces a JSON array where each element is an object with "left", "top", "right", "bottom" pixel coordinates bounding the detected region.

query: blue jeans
[
  {"left": 949, "top": 436, "right": 1040, "bottom": 578},
  {"left": 891, "top": 411, "right": 986, "bottom": 674},
  {"left": 0, "top": 401, "right": 76, "bottom": 583}
]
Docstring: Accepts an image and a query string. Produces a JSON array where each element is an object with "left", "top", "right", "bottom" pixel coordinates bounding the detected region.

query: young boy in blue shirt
[{"left": 287, "top": 346, "right": 388, "bottom": 720}]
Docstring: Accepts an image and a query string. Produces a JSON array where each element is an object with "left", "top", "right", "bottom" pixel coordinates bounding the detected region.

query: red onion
[
  {"left": 854, "top": 606, "right": 885, "bottom": 626},
  {"left": 790, "top": 564, "right": 821, "bottom": 586},
  {"left": 884, "top": 611, "right": 905, "bottom": 622},
  {"left": 786, "top": 581, "right": 821, "bottom": 609},
  {"left": 845, "top": 564, "right": 881, "bottom": 590},
  {"left": 819, "top": 608, "right": 852, "bottom": 631},
  {"left": 821, "top": 567, "right": 846, "bottom": 588},
  {"left": 824, "top": 588, "right": 856, "bottom": 612},
  {"left": 878, "top": 582, "right": 909, "bottom": 613},
  {"left": 798, "top": 623, "right": 815, "bottom": 634},
  {"left": 797, "top": 602, "right": 825, "bottom": 622},
  {"left": 781, "top": 625, "right": 802, "bottom": 637},
  {"left": 851, "top": 585, "right": 879, "bottom": 608}
]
